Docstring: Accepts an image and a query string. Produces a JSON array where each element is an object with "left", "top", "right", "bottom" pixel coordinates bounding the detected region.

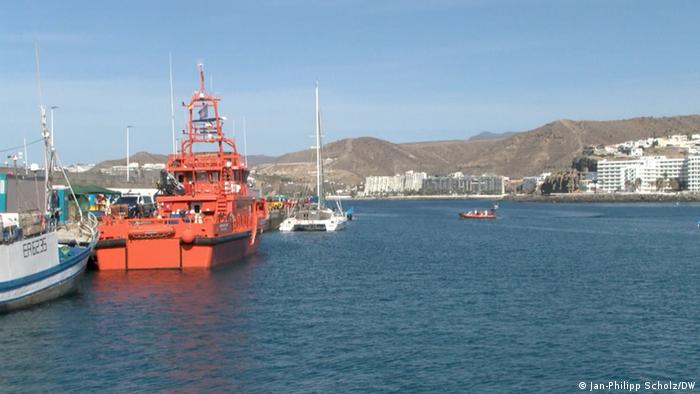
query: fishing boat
[
  {"left": 1, "top": 107, "right": 97, "bottom": 312},
  {"left": 459, "top": 209, "right": 497, "bottom": 220},
  {"left": 279, "top": 82, "right": 347, "bottom": 232},
  {"left": 95, "top": 65, "right": 268, "bottom": 270}
]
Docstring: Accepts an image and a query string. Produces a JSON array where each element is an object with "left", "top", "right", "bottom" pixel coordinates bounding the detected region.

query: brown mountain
[
  {"left": 468, "top": 131, "right": 519, "bottom": 141},
  {"left": 256, "top": 115, "right": 700, "bottom": 184},
  {"left": 90, "top": 151, "right": 169, "bottom": 173},
  {"left": 91, "top": 152, "right": 276, "bottom": 173}
]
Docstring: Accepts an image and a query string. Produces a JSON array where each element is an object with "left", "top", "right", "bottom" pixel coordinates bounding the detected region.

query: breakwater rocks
[{"left": 504, "top": 193, "right": 700, "bottom": 203}]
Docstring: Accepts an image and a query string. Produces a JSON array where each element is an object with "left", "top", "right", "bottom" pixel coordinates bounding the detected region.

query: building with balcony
[{"left": 597, "top": 156, "right": 690, "bottom": 193}]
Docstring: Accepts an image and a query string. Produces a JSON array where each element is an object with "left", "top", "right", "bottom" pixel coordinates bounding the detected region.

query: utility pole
[
  {"left": 23, "top": 138, "right": 28, "bottom": 174},
  {"left": 126, "top": 125, "right": 133, "bottom": 182}
]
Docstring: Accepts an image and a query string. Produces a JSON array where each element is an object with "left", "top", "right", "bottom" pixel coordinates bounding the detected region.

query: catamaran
[{"left": 279, "top": 82, "right": 348, "bottom": 232}]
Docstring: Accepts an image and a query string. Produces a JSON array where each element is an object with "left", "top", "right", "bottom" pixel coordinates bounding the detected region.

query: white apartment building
[
  {"left": 597, "top": 156, "right": 690, "bottom": 193},
  {"left": 403, "top": 171, "right": 427, "bottom": 192},
  {"left": 364, "top": 171, "right": 427, "bottom": 195},
  {"left": 687, "top": 156, "right": 700, "bottom": 192}
]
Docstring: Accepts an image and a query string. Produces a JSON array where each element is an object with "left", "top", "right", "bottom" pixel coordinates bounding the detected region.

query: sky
[{"left": 2, "top": 0, "right": 700, "bottom": 164}]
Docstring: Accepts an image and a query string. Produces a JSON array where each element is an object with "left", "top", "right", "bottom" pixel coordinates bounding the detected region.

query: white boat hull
[
  {"left": 279, "top": 217, "right": 346, "bottom": 232},
  {"left": 0, "top": 232, "right": 92, "bottom": 312}
]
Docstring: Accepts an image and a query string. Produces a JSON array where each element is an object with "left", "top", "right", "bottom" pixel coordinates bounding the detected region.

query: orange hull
[
  {"left": 96, "top": 230, "right": 261, "bottom": 270},
  {"left": 95, "top": 65, "right": 268, "bottom": 271}
]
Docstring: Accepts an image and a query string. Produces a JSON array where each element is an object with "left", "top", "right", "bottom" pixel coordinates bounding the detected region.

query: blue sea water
[{"left": 1, "top": 200, "right": 699, "bottom": 392}]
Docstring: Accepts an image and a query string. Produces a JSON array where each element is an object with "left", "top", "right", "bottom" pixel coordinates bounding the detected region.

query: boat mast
[
  {"left": 35, "top": 43, "right": 53, "bottom": 216},
  {"left": 315, "top": 81, "right": 324, "bottom": 206},
  {"left": 169, "top": 53, "right": 176, "bottom": 154}
]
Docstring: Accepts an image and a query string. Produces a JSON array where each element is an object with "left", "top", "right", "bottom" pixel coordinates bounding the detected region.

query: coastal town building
[
  {"left": 63, "top": 163, "right": 95, "bottom": 173},
  {"left": 363, "top": 171, "right": 427, "bottom": 195},
  {"left": 363, "top": 171, "right": 504, "bottom": 195},
  {"left": 585, "top": 133, "right": 700, "bottom": 160},
  {"left": 597, "top": 156, "right": 690, "bottom": 193},
  {"left": 100, "top": 162, "right": 166, "bottom": 176},
  {"left": 687, "top": 156, "right": 700, "bottom": 192},
  {"left": 520, "top": 173, "right": 551, "bottom": 194},
  {"left": 421, "top": 174, "right": 505, "bottom": 195}
]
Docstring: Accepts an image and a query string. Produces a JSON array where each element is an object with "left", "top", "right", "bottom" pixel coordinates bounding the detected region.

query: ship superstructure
[{"left": 96, "top": 65, "right": 267, "bottom": 269}]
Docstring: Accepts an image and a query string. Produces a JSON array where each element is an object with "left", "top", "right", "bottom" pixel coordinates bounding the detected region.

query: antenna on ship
[
  {"left": 198, "top": 63, "right": 205, "bottom": 96},
  {"left": 169, "top": 53, "right": 176, "bottom": 154}
]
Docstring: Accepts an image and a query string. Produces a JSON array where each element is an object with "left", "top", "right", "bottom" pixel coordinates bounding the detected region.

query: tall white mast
[
  {"left": 50, "top": 106, "right": 58, "bottom": 149},
  {"left": 315, "top": 81, "right": 323, "bottom": 205},
  {"left": 169, "top": 53, "right": 176, "bottom": 154},
  {"left": 35, "top": 42, "right": 53, "bottom": 216}
]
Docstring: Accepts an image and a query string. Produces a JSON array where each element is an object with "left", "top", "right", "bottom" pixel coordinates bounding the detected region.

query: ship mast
[
  {"left": 35, "top": 43, "right": 54, "bottom": 217},
  {"left": 181, "top": 64, "right": 231, "bottom": 158},
  {"left": 169, "top": 53, "right": 176, "bottom": 154},
  {"left": 315, "top": 81, "right": 324, "bottom": 206}
]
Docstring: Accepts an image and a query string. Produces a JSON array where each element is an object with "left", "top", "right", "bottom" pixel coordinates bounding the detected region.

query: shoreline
[
  {"left": 341, "top": 195, "right": 505, "bottom": 201},
  {"left": 338, "top": 193, "right": 700, "bottom": 203},
  {"left": 504, "top": 193, "right": 700, "bottom": 203}
]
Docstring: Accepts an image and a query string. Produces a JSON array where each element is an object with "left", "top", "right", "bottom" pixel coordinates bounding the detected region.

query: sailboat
[
  {"left": 0, "top": 106, "right": 98, "bottom": 312},
  {"left": 279, "top": 82, "right": 348, "bottom": 232}
]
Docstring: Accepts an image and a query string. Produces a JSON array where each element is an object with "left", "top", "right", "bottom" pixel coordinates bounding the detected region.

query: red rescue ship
[{"left": 95, "top": 65, "right": 268, "bottom": 270}]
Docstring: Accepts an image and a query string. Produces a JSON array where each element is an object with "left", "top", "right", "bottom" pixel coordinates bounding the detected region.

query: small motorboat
[{"left": 459, "top": 209, "right": 496, "bottom": 219}]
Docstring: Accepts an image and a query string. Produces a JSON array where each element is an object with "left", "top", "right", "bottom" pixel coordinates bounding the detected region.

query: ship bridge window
[{"left": 196, "top": 172, "right": 209, "bottom": 182}]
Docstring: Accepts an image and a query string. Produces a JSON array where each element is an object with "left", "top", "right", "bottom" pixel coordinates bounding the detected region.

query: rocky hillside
[
  {"left": 256, "top": 115, "right": 700, "bottom": 184},
  {"left": 90, "top": 151, "right": 168, "bottom": 173},
  {"left": 90, "top": 152, "right": 275, "bottom": 172}
]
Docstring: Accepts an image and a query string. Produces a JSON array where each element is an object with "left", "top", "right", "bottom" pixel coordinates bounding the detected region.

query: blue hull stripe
[
  {"left": 0, "top": 262, "right": 87, "bottom": 306},
  {"left": 0, "top": 247, "right": 91, "bottom": 292}
]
